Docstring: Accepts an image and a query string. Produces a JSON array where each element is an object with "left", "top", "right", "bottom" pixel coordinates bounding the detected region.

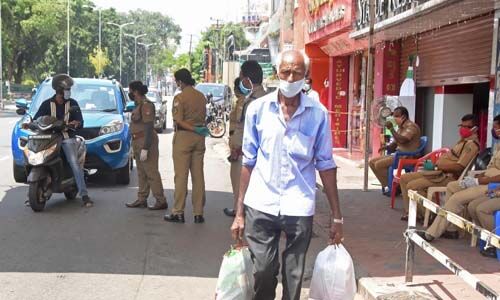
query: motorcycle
[
  {"left": 205, "top": 93, "right": 226, "bottom": 138},
  {"left": 23, "top": 109, "right": 86, "bottom": 212}
]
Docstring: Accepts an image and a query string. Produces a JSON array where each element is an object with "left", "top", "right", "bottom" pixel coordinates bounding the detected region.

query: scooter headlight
[
  {"left": 25, "top": 143, "right": 57, "bottom": 166},
  {"left": 99, "top": 120, "right": 123, "bottom": 136}
]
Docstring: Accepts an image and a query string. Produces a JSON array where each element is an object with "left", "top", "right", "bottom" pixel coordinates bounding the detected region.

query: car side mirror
[
  {"left": 16, "top": 108, "right": 26, "bottom": 116},
  {"left": 124, "top": 101, "right": 136, "bottom": 112},
  {"left": 15, "top": 98, "right": 28, "bottom": 110}
]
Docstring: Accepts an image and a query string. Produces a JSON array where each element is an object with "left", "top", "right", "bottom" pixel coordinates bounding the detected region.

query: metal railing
[{"left": 405, "top": 190, "right": 499, "bottom": 300}]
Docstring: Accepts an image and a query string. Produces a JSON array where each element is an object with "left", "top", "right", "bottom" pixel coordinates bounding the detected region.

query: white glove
[
  {"left": 140, "top": 149, "right": 148, "bottom": 162},
  {"left": 459, "top": 176, "right": 478, "bottom": 188}
]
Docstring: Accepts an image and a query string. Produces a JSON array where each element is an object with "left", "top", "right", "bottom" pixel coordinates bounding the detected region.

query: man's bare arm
[
  {"left": 319, "top": 168, "right": 344, "bottom": 244},
  {"left": 231, "top": 165, "right": 254, "bottom": 241}
]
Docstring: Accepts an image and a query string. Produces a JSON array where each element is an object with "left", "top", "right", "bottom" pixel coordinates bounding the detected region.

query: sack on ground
[
  {"left": 309, "top": 244, "right": 356, "bottom": 300},
  {"left": 215, "top": 246, "right": 254, "bottom": 300}
]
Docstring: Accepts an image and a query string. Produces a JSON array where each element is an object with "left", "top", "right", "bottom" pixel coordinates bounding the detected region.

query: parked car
[
  {"left": 146, "top": 89, "right": 167, "bottom": 133},
  {"left": 195, "top": 83, "right": 232, "bottom": 111},
  {"left": 12, "top": 78, "right": 133, "bottom": 185}
]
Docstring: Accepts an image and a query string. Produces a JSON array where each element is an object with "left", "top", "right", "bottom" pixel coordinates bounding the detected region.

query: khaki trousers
[
  {"left": 230, "top": 157, "right": 242, "bottom": 209},
  {"left": 133, "top": 136, "right": 166, "bottom": 204},
  {"left": 468, "top": 196, "right": 500, "bottom": 232},
  {"left": 400, "top": 172, "right": 454, "bottom": 214},
  {"left": 426, "top": 182, "right": 488, "bottom": 238},
  {"left": 172, "top": 131, "right": 206, "bottom": 216},
  {"left": 369, "top": 156, "right": 394, "bottom": 188}
]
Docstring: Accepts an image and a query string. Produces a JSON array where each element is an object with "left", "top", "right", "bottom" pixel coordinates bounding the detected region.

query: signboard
[
  {"left": 330, "top": 56, "right": 349, "bottom": 148},
  {"left": 309, "top": 5, "right": 346, "bottom": 33},
  {"left": 356, "top": 0, "right": 430, "bottom": 30}
]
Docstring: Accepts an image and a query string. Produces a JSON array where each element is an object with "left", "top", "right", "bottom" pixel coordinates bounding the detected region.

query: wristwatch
[{"left": 333, "top": 218, "right": 344, "bottom": 224}]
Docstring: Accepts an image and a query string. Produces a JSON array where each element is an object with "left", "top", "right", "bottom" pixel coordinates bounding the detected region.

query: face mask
[
  {"left": 459, "top": 127, "right": 474, "bottom": 139},
  {"left": 239, "top": 79, "right": 253, "bottom": 96},
  {"left": 279, "top": 79, "right": 305, "bottom": 98},
  {"left": 304, "top": 84, "right": 311, "bottom": 92},
  {"left": 128, "top": 92, "right": 135, "bottom": 101},
  {"left": 63, "top": 90, "right": 71, "bottom": 100},
  {"left": 492, "top": 128, "right": 500, "bottom": 140}
]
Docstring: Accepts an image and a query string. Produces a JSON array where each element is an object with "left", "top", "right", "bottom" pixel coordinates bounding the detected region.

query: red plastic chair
[{"left": 390, "top": 148, "right": 450, "bottom": 208}]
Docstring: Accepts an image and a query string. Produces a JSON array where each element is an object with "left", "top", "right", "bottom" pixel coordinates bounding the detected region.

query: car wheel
[
  {"left": 13, "top": 162, "right": 27, "bottom": 183},
  {"left": 64, "top": 188, "right": 78, "bottom": 201},
  {"left": 116, "top": 161, "right": 130, "bottom": 185}
]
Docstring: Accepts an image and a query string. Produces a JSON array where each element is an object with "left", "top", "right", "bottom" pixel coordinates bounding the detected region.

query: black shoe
[
  {"left": 148, "top": 201, "right": 168, "bottom": 210},
  {"left": 442, "top": 231, "right": 459, "bottom": 240},
  {"left": 82, "top": 196, "right": 93, "bottom": 208},
  {"left": 383, "top": 190, "right": 391, "bottom": 197},
  {"left": 126, "top": 200, "right": 147, "bottom": 208},
  {"left": 223, "top": 208, "right": 236, "bottom": 217},
  {"left": 480, "top": 247, "right": 498, "bottom": 259},
  {"left": 417, "top": 231, "right": 434, "bottom": 242},
  {"left": 164, "top": 214, "right": 185, "bottom": 223},
  {"left": 194, "top": 215, "right": 205, "bottom": 224}
]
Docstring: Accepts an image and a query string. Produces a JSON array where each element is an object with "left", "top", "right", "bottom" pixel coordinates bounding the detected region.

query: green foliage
[{"left": 1, "top": 1, "right": 181, "bottom": 85}]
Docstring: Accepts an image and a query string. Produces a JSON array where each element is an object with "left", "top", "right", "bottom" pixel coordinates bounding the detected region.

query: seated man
[
  {"left": 369, "top": 106, "right": 421, "bottom": 195},
  {"left": 468, "top": 188, "right": 500, "bottom": 259},
  {"left": 419, "top": 115, "right": 500, "bottom": 242},
  {"left": 400, "top": 114, "right": 479, "bottom": 221}
]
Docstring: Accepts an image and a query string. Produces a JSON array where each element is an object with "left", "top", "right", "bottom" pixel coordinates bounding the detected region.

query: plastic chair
[
  {"left": 390, "top": 147, "right": 450, "bottom": 209},
  {"left": 386, "top": 136, "right": 428, "bottom": 194}
]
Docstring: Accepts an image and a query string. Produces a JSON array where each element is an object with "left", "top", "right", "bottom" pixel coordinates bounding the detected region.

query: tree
[{"left": 89, "top": 48, "right": 111, "bottom": 77}]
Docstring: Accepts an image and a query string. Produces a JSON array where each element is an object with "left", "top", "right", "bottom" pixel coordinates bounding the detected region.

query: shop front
[{"left": 351, "top": 0, "right": 498, "bottom": 155}]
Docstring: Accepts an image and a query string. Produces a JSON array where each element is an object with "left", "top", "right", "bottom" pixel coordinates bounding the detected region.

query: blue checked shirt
[{"left": 242, "top": 91, "right": 336, "bottom": 217}]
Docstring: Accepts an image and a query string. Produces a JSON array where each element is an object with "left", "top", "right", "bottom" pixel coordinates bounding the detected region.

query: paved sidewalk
[{"left": 314, "top": 155, "right": 500, "bottom": 299}]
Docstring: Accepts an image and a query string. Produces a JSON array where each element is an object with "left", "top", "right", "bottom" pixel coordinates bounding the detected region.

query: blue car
[{"left": 12, "top": 78, "right": 133, "bottom": 185}]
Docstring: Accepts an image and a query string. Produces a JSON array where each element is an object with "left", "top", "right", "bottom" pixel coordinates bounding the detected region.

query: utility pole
[
  {"left": 210, "top": 18, "right": 224, "bottom": 83},
  {"left": 363, "top": 0, "right": 376, "bottom": 191},
  {"left": 107, "top": 22, "right": 134, "bottom": 83},
  {"left": 188, "top": 34, "right": 193, "bottom": 71},
  {"left": 67, "top": 0, "right": 70, "bottom": 75},
  {"left": 138, "top": 43, "right": 155, "bottom": 84},
  {"left": 125, "top": 33, "right": 147, "bottom": 80},
  {"left": 0, "top": 0, "right": 3, "bottom": 110}
]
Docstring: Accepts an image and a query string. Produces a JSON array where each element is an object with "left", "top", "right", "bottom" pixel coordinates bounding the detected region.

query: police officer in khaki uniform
[
  {"left": 418, "top": 115, "right": 500, "bottom": 243},
  {"left": 126, "top": 81, "right": 167, "bottom": 210},
  {"left": 369, "top": 106, "right": 421, "bottom": 194},
  {"left": 400, "top": 114, "right": 480, "bottom": 222},
  {"left": 468, "top": 192, "right": 500, "bottom": 258},
  {"left": 164, "top": 69, "right": 209, "bottom": 224},
  {"left": 223, "top": 60, "right": 268, "bottom": 217}
]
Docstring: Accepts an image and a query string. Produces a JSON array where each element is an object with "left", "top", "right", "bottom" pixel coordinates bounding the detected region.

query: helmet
[{"left": 52, "top": 74, "right": 74, "bottom": 91}]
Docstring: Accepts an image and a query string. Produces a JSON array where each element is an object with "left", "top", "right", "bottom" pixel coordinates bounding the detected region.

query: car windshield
[
  {"left": 147, "top": 92, "right": 161, "bottom": 103},
  {"left": 31, "top": 82, "right": 118, "bottom": 113},
  {"left": 196, "top": 84, "right": 224, "bottom": 98}
]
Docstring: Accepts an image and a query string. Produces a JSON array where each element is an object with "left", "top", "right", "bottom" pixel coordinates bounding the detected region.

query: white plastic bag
[
  {"left": 215, "top": 246, "right": 254, "bottom": 300},
  {"left": 309, "top": 245, "right": 356, "bottom": 300}
]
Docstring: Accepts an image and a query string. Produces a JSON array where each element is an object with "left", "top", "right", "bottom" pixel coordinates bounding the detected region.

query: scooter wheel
[{"left": 29, "top": 181, "right": 46, "bottom": 212}]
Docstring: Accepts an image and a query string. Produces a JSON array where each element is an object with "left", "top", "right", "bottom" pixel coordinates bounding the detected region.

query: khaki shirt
[
  {"left": 172, "top": 86, "right": 206, "bottom": 128},
  {"left": 485, "top": 144, "right": 500, "bottom": 177},
  {"left": 432, "top": 135, "right": 480, "bottom": 179},
  {"left": 228, "top": 84, "right": 267, "bottom": 149},
  {"left": 130, "top": 99, "right": 155, "bottom": 134},
  {"left": 394, "top": 119, "right": 421, "bottom": 152}
]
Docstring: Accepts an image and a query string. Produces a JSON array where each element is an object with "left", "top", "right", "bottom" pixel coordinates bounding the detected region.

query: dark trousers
[{"left": 244, "top": 206, "right": 313, "bottom": 300}]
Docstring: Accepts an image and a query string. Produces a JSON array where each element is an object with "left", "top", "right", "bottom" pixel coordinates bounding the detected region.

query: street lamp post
[
  {"left": 138, "top": 42, "right": 156, "bottom": 85},
  {"left": 106, "top": 21, "right": 134, "bottom": 83},
  {"left": 67, "top": 0, "right": 70, "bottom": 75},
  {"left": 125, "top": 33, "right": 147, "bottom": 80},
  {"left": 83, "top": 5, "right": 103, "bottom": 77}
]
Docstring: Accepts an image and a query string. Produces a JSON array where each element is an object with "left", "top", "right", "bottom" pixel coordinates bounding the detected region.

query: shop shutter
[{"left": 400, "top": 14, "right": 493, "bottom": 87}]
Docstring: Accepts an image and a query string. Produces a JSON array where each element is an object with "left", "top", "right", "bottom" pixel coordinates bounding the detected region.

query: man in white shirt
[
  {"left": 302, "top": 77, "right": 320, "bottom": 102},
  {"left": 230, "top": 50, "right": 344, "bottom": 300}
]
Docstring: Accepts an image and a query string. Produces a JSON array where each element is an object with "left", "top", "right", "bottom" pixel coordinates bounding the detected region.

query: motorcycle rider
[{"left": 28, "top": 74, "right": 93, "bottom": 208}]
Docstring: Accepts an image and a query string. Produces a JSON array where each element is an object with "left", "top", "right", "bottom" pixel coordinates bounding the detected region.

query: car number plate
[{"left": 28, "top": 135, "right": 52, "bottom": 140}]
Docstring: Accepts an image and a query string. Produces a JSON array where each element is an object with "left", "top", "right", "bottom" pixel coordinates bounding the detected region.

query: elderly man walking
[{"left": 230, "top": 50, "right": 344, "bottom": 300}]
